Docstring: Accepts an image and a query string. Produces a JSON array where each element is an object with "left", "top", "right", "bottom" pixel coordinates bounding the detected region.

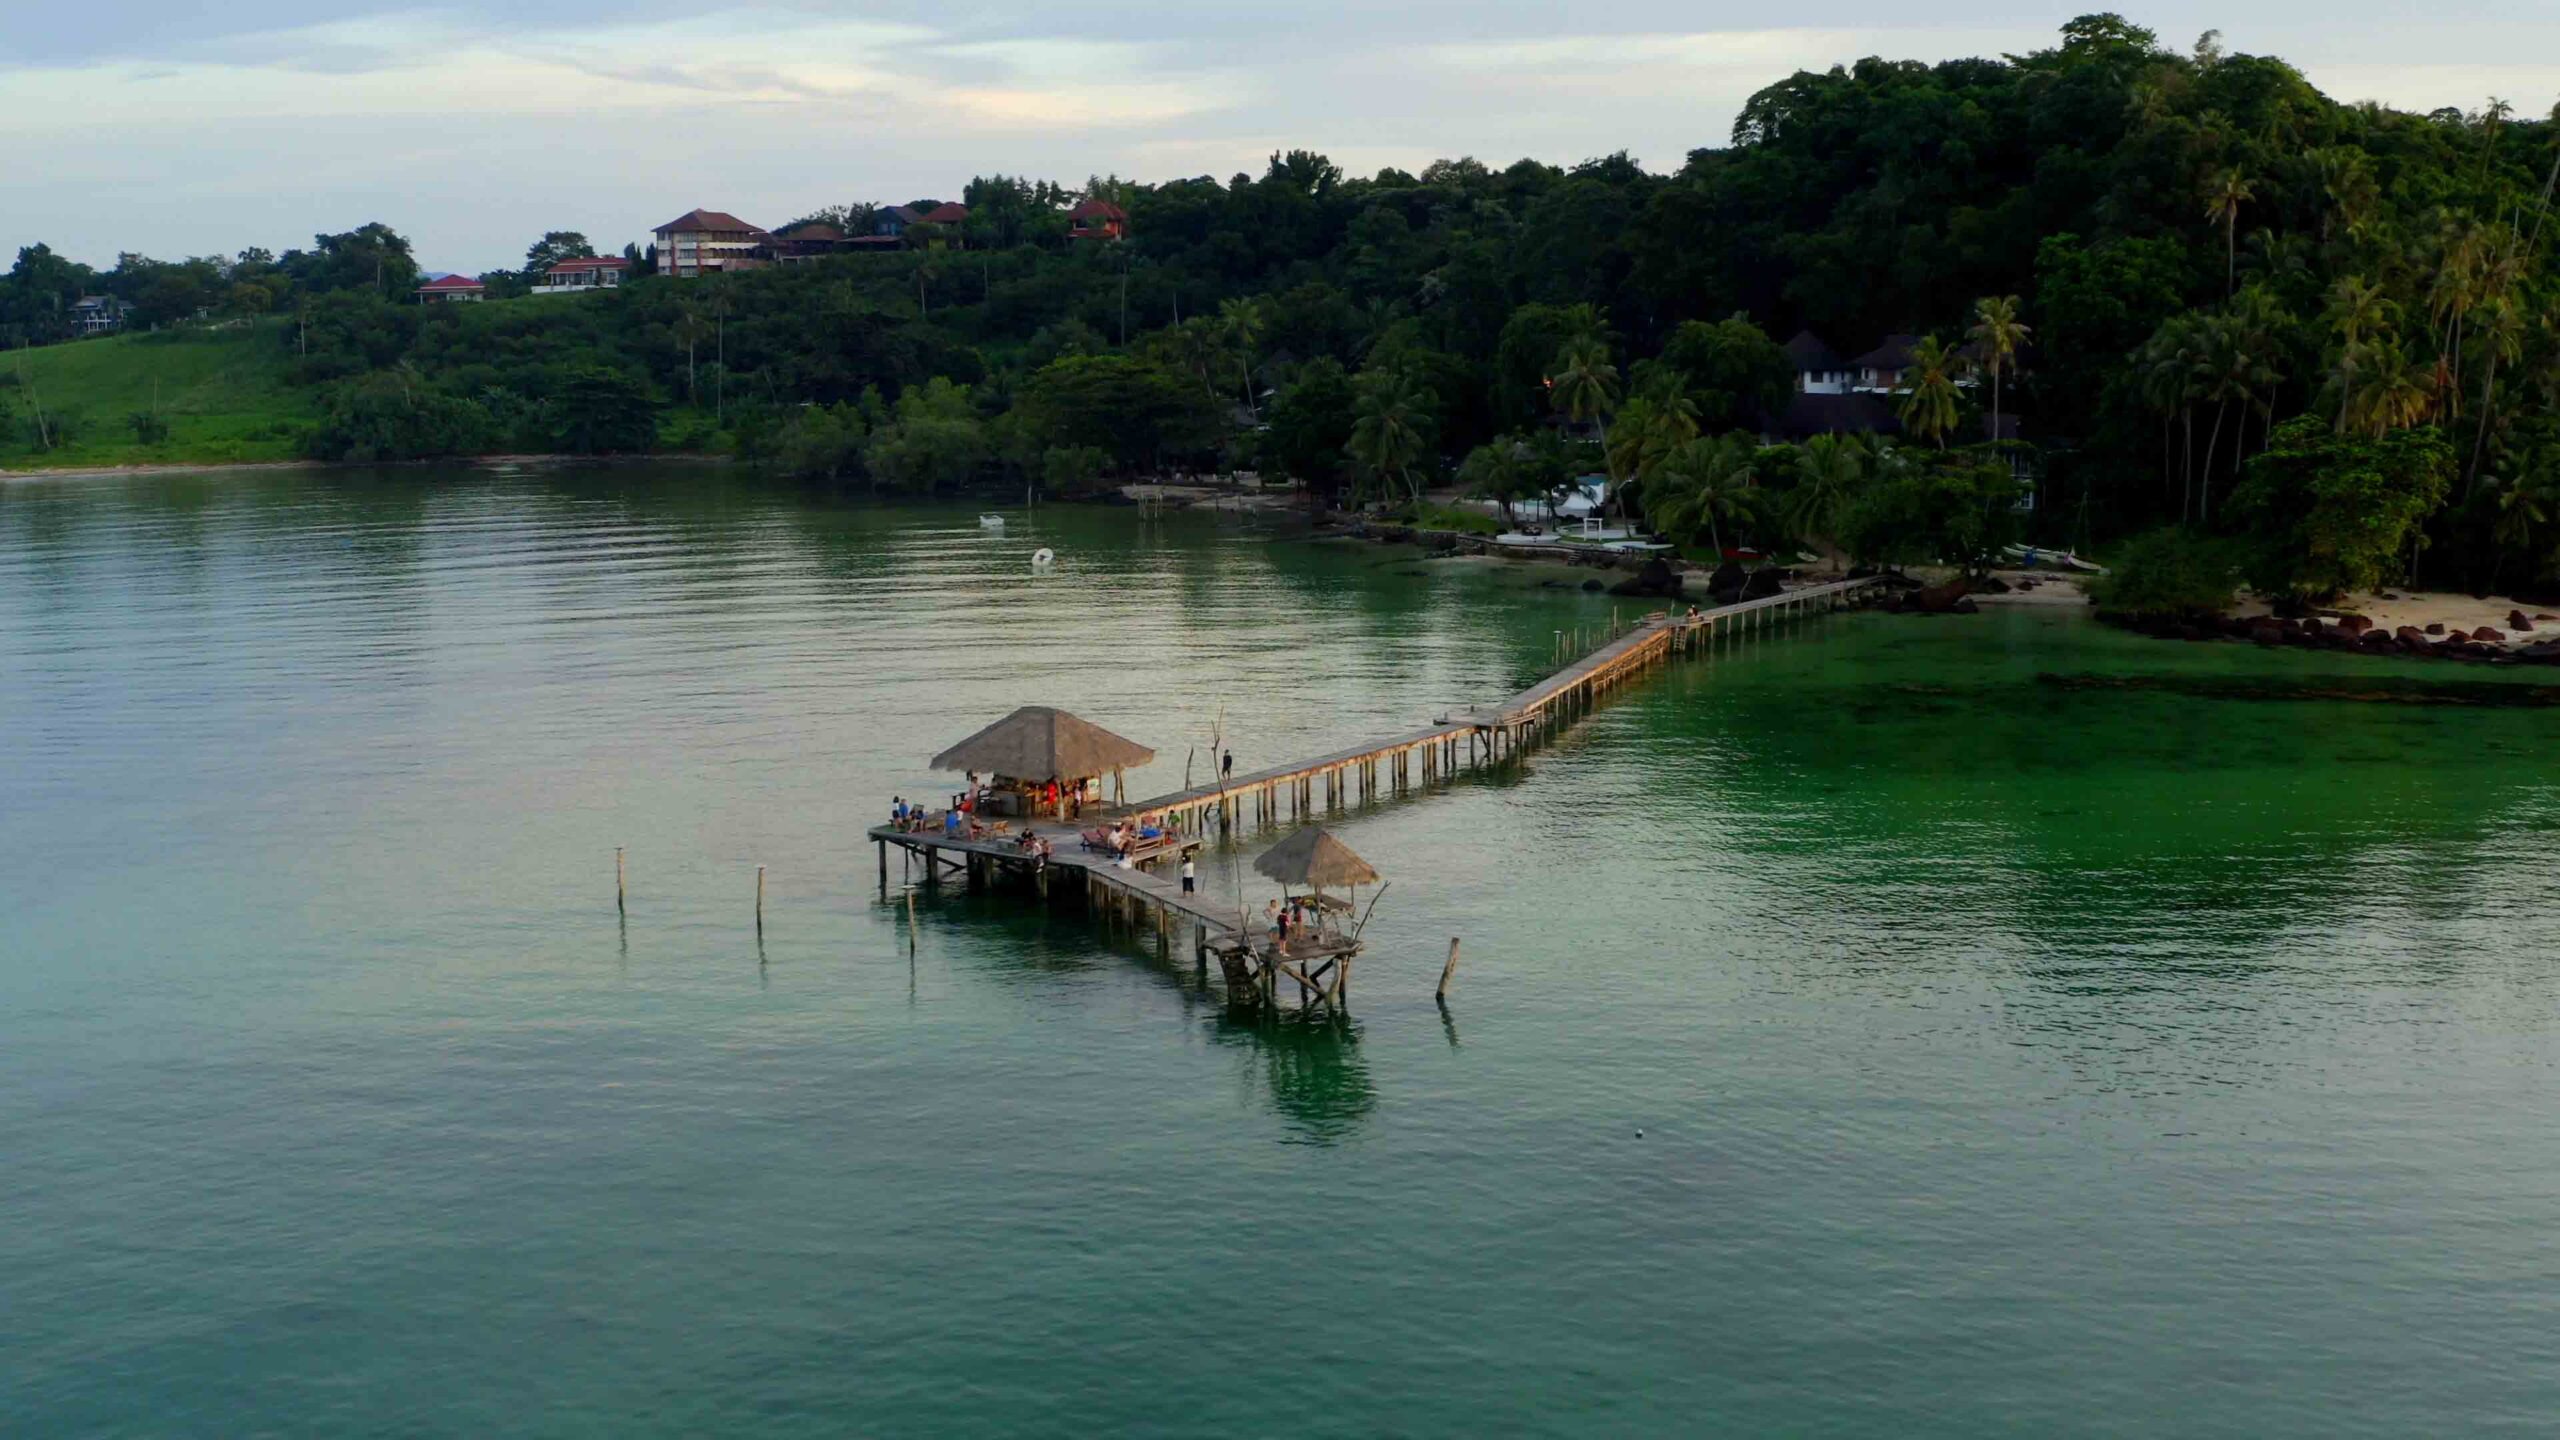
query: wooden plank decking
[{"left": 875, "top": 573, "right": 1886, "bottom": 965}]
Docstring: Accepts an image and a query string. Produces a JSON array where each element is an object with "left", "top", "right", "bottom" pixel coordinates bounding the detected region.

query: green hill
[{"left": 1, "top": 320, "right": 314, "bottom": 471}]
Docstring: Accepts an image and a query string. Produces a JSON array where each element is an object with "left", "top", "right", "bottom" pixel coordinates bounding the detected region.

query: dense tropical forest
[{"left": 5, "top": 15, "right": 2558, "bottom": 599}]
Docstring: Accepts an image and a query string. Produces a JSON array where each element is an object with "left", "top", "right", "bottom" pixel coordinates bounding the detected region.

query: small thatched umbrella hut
[
  {"left": 932, "top": 706, "right": 1155, "bottom": 811},
  {"left": 1254, "top": 828, "right": 1381, "bottom": 933}
]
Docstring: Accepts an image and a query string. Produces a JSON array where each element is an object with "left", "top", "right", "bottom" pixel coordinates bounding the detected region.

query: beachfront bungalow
[
  {"left": 530, "top": 256, "right": 627, "bottom": 295},
  {"left": 652, "top": 209, "right": 770, "bottom": 278},
  {"left": 415, "top": 273, "right": 487, "bottom": 304},
  {"left": 1783, "top": 330, "right": 1852, "bottom": 395},
  {"left": 1067, "top": 198, "right": 1128, "bottom": 242}
]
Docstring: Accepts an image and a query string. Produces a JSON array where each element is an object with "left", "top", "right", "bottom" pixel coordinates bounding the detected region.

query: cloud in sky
[{"left": 3, "top": 4, "right": 2556, "bottom": 272}]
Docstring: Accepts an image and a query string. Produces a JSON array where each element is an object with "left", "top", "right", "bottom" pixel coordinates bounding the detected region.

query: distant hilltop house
[
  {"left": 532, "top": 256, "right": 628, "bottom": 295},
  {"left": 1067, "top": 197, "right": 1127, "bottom": 242},
  {"left": 771, "top": 221, "right": 848, "bottom": 265},
  {"left": 71, "top": 294, "right": 132, "bottom": 334},
  {"left": 415, "top": 273, "right": 487, "bottom": 304},
  {"left": 652, "top": 209, "right": 770, "bottom": 278}
]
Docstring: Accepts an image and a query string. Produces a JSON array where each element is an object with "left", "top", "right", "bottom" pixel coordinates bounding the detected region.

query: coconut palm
[
  {"left": 1547, "top": 336, "right": 1621, "bottom": 515},
  {"left": 2345, "top": 337, "right": 2435, "bottom": 436},
  {"left": 1893, "top": 335, "right": 1962, "bottom": 448},
  {"left": 2325, "top": 275, "right": 2394, "bottom": 432},
  {"left": 2468, "top": 297, "right": 2525, "bottom": 493},
  {"left": 2492, "top": 473, "right": 2553, "bottom": 587},
  {"left": 1606, "top": 372, "right": 1698, "bottom": 496},
  {"left": 1785, "top": 432, "right": 1870, "bottom": 554},
  {"left": 1645, "top": 435, "right": 1762, "bottom": 557},
  {"left": 1967, "top": 296, "right": 2029, "bottom": 446},
  {"left": 1219, "top": 297, "right": 1265, "bottom": 420},
  {"left": 1347, "top": 372, "right": 1434, "bottom": 506},
  {"left": 1457, "top": 440, "right": 1531, "bottom": 525},
  {"left": 2204, "top": 167, "right": 2256, "bottom": 296}
]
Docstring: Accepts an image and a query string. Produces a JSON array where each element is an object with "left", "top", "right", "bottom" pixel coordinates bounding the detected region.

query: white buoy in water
[{"left": 1031, "top": 548, "right": 1056, "bottom": 570}]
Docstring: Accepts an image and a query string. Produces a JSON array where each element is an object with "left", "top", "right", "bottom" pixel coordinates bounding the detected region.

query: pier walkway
[{"left": 871, "top": 574, "right": 1886, "bottom": 965}]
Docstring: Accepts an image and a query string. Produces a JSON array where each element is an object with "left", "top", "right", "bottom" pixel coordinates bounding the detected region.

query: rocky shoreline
[{"left": 2101, "top": 606, "right": 2560, "bottom": 666}]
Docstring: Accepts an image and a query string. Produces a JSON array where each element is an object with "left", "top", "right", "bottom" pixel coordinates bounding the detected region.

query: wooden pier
[{"left": 871, "top": 574, "right": 1885, "bottom": 1003}]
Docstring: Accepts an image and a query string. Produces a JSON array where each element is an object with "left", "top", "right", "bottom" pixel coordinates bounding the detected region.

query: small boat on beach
[{"left": 980, "top": 514, "right": 1006, "bottom": 529}]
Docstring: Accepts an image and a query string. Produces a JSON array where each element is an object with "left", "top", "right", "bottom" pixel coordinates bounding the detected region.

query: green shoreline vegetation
[{"left": 5, "top": 15, "right": 2557, "bottom": 603}]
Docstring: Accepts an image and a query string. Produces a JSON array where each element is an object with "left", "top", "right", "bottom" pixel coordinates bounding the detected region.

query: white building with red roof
[
  {"left": 415, "top": 273, "right": 486, "bottom": 304},
  {"left": 532, "top": 256, "right": 629, "bottom": 296}
]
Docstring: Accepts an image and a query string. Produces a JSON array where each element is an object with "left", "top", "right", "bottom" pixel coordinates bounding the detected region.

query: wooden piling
[
  {"left": 1437, "top": 938, "right": 1460, "bottom": 1000},
  {"left": 616, "top": 847, "right": 626, "bottom": 914},
  {"left": 756, "top": 864, "right": 766, "bottom": 933}
]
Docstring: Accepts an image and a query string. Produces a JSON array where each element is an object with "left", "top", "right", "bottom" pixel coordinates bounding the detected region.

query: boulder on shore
[
  {"left": 2424, "top": 622, "right": 2445, "bottom": 635},
  {"left": 2509, "top": 610, "right": 2536, "bottom": 632},
  {"left": 1608, "top": 557, "right": 1686, "bottom": 599},
  {"left": 2334, "top": 613, "right": 2373, "bottom": 635},
  {"left": 2472, "top": 626, "right": 2505, "bottom": 643},
  {"left": 1909, "top": 577, "right": 1974, "bottom": 614},
  {"left": 1706, "top": 561, "right": 1747, "bottom": 604},
  {"left": 1740, "top": 568, "right": 1787, "bottom": 601}
]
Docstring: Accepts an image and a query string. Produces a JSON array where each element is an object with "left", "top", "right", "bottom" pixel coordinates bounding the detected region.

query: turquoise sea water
[{"left": 4, "top": 465, "right": 2558, "bottom": 1436}]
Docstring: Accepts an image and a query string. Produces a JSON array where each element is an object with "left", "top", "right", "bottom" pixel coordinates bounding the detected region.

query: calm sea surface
[{"left": 5, "top": 464, "right": 2559, "bottom": 1437}]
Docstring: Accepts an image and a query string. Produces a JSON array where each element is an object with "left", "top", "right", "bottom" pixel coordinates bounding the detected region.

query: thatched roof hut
[
  {"left": 1253, "top": 828, "right": 1380, "bottom": 892},
  {"left": 930, "top": 706, "right": 1154, "bottom": 783}
]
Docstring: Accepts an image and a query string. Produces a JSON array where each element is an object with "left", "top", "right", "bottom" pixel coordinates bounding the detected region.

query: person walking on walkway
[
  {"left": 1221, "top": 750, "right": 1234, "bottom": 780},
  {"left": 1181, "top": 857, "right": 1197, "bottom": 895}
]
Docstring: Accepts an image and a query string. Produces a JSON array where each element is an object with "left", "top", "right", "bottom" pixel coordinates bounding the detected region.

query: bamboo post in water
[
  {"left": 755, "top": 865, "right": 766, "bottom": 934},
  {"left": 615, "top": 847, "right": 626, "bottom": 914},
  {"left": 907, "top": 888, "right": 919, "bottom": 954},
  {"left": 1437, "top": 937, "right": 1461, "bottom": 1001}
]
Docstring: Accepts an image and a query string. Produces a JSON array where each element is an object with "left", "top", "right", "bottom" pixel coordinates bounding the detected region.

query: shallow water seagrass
[{"left": 3, "top": 464, "right": 2558, "bottom": 1436}]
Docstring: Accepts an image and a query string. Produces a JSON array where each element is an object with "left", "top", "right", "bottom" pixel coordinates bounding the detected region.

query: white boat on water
[{"left": 979, "top": 514, "right": 1006, "bottom": 529}]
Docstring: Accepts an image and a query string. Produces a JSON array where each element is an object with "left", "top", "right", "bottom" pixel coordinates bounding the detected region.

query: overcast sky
[{"left": 6, "top": 4, "right": 2556, "bottom": 273}]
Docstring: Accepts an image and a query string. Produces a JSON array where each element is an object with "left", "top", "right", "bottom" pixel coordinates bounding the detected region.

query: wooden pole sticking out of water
[
  {"left": 756, "top": 865, "right": 766, "bottom": 934},
  {"left": 1437, "top": 937, "right": 1462, "bottom": 1001},
  {"left": 907, "top": 888, "right": 919, "bottom": 954},
  {"left": 616, "top": 847, "right": 626, "bottom": 914}
]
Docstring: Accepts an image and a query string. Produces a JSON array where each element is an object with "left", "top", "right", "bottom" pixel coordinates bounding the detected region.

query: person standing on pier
[
  {"left": 1181, "top": 857, "right": 1197, "bottom": 894},
  {"left": 1221, "top": 751, "right": 1233, "bottom": 780}
]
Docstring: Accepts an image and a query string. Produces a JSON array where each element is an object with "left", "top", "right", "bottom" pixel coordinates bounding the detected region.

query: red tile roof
[
  {"left": 920, "top": 202, "right": 969, "bottom": 224},
  {"left": 653, "top": 209, "right": 767, "bottom": 236},
  {"left": 1068, "top": 198, "right": 1127, "bottom": 221},
  {"left": 416, "top": 274, "right": 486, "bottom": 292}
]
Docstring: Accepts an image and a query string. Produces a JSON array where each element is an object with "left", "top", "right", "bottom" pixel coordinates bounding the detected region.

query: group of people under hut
[{"left": 1263, "top": 894, "right": 1344, "bottom": 951}]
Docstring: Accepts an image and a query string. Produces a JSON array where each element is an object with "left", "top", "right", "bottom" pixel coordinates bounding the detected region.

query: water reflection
[{"left": 1208, "top": 1008, "right": 1376, "bottom": 1145}]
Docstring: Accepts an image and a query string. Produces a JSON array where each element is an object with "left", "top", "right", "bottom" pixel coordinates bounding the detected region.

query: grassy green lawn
[{"left": 1, "top": 320, "right": 315, "bottom": 471}]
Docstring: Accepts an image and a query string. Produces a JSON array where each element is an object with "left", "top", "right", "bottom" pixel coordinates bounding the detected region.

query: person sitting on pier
[
  {"left": 892, "top": 796, "right": 908, "bottom": 828},
  {"left": 943, "top": 806, "right": 963, "bottom": 838}
]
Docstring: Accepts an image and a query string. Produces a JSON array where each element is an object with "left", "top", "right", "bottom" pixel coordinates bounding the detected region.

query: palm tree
[
  {"left": 1606, "top": 372, "right": 1698, "bottom": 496},
  {"left": 1967, "top": 296, "right": 2029, "bottom": 446},
  {"left": 1785, "top": 432, "right": 1869, "bottom": 556},
  {"left": 673, "top": 301, "right": 707, "bottom": 406},
  {"left": 1347, "top": 372, "right": 1433, "bottom": 506},
  {"left": 2468, "top": 298, "right": 2525, "bottom": 493},
  {"left": 2325, "top": 275, "right": 2393, "bottom": 432},
  {"left": 2204, "top": 167, "right": 2256, "bottom": 297},
  {"left": 2492, "top": 473, "right": 2552, "bottom": 588},
  {"left": 2345, "top": 337, "right": 2434, "bottom": 436},
  {"left": 1893, "top": 335, "right": 1962, "bottom": 447},
  {"left": 1547, "top": 336, "right": 1622, "bottom": 516},
  {"left": 1646, "top": 435, "right": 1761, "bottom": 558},
  {"left": 1219, "top": 297, "right": 1265, "bottom": 420}
]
